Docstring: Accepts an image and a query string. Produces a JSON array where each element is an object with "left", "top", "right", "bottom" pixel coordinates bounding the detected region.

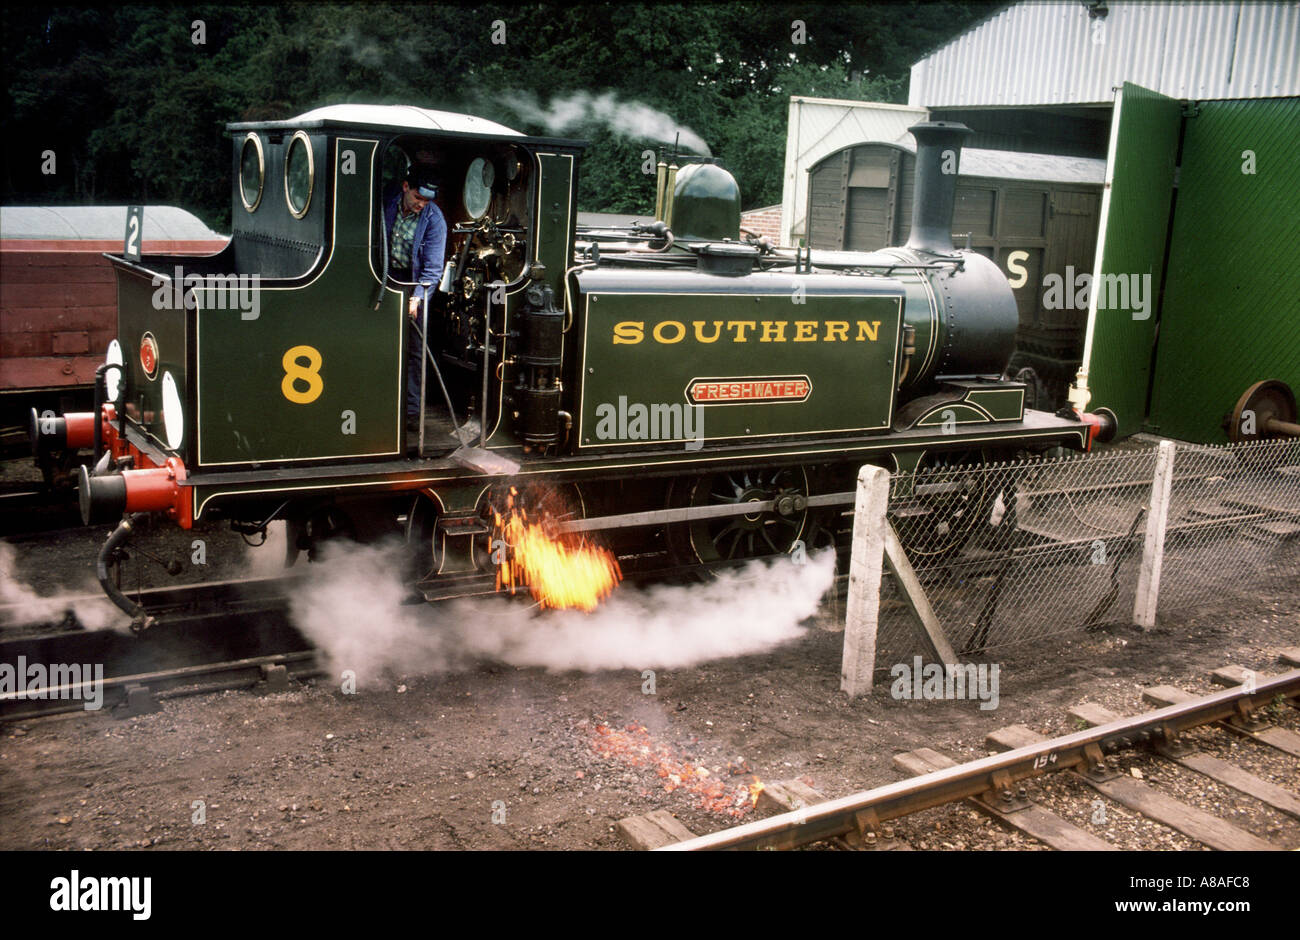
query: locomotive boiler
[{"left": 34, "top": 105, "right": 1106, "bottom": 628}]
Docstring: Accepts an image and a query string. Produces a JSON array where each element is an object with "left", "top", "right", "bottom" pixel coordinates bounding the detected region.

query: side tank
[{"left": 566, "top": 124, "right": 1021, "bottom": 450}]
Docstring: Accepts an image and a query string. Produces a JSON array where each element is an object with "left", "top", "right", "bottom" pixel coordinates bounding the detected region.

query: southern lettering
[{"left": 612, "top": 320, "right": 883, "bottom": 345}]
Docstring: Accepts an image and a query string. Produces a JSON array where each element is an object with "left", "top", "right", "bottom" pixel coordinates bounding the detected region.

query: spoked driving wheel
[{"left": 666, "top": 466, "right": 809, "bottom": 566}]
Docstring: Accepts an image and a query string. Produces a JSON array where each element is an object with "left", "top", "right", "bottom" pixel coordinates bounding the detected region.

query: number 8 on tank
[{"left": 281, "top": 345, "right": 323, "bottom": 404}]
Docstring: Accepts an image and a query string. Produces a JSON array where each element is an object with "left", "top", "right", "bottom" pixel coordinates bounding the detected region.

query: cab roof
[{"left": 228, "top": 103, "right": 586, "bottom": 149}]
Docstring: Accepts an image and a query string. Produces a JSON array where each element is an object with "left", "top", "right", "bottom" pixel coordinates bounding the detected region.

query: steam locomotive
[{"left": 32, "top": 104, "right": 1109, "bottom": 628}]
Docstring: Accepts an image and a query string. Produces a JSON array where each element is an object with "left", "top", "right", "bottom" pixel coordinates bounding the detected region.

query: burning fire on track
[
  {"left": 492, "top": 487, "right": 622, "bottom": 612},
  {"left": 592, "top": 723, "right": 764, "bottom": 818}
]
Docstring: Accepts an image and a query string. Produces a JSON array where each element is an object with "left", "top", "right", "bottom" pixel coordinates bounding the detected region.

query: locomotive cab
[{"left": 86, "top": 106, "right": 585, "bottom": 489}]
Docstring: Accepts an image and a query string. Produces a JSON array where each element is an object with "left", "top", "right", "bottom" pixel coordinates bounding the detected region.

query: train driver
[{"left": 384, "top": 166, "right": 447, "bottom": 429}]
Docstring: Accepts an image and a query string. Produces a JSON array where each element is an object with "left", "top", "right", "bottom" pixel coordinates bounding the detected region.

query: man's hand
[{"left": 408, "top": 296, "right": 421, "bottom": 320}]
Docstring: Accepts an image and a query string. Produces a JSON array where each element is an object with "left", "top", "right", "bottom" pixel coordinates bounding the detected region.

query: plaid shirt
[{"left": 389, "top": 202, "right": 420, "bottom": 271}]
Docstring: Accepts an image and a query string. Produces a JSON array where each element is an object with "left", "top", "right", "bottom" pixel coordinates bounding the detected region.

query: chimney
[{"left": 905, "top": 121, "right": 973, "bottom": 255}]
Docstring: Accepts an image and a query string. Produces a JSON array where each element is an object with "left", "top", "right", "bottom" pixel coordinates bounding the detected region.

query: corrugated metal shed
[
  {"left": 892, "top": 144, "right": 1105, "bottom": 184},
  {"left": 0, "top": 205, "right": 225, "bottom": 241},
  {"left": 962, "top": 148, "right": 1105, "bottom": 182},
  {"left": 780, "top": 97, "right": 928, "bottom": 246},
  {"left": 910, "top": 1, "right": 1300, "bottom": 107}
]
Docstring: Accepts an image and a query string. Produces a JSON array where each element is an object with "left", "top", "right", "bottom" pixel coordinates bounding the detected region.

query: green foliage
[{"left": 1, "top": 2, "right": 995, "bottom": 227}]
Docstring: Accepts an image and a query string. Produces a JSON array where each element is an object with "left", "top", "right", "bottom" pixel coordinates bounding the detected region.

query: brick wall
[{"left": 739, "top": 205, "right": 783, "bottom": 245}]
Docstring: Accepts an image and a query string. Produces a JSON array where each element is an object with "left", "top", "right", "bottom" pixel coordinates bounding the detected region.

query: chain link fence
[{"left": 869, "top": 438, "right": 1300, "bottom": 670}]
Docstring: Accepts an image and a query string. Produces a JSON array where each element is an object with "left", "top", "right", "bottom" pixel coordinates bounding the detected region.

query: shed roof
[
  {"left": 577, "top": 212, "right": 651, "bottom": 228},
  {"left": 826, "top": 139, "right": 1106, "bottom": 185},
  {"left": 0, "top": 205, "right": 225, "bottom": 241},
  {"left": 909, "top": 1, "right": 1300, "bottom": 108}
]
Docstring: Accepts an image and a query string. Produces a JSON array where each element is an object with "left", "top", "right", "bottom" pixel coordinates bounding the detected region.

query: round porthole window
[
  {"left": 285, "top": 131, "right": 314, "bottom": 218},
  {"left": 239, "top": 133, "right": 265, "bottom": 212},
  {"left": 463, "top": 156, "right": 495, "bottom": 220}
]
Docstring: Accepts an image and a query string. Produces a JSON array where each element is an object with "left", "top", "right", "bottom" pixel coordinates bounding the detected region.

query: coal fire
[{"left": 491, "top": 486, "right": 622, "bottom": 612}]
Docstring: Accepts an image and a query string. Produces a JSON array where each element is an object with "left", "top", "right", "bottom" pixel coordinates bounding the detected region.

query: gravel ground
[{"left": 2, "top": 494, "right": 1297, "bottom": 851}]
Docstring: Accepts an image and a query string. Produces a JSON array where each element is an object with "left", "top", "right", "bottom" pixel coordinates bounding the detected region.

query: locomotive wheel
[
  {"left": 287, "top": 505, "right": 358, "bottom": 564},
  {"left": 666, "top": 466, "right": 809, "bottom": 567},
  {"left": 891, "top": 450, "right": 993, "bottom": 562},
  {"left": 405, "top": 492, "right": 441, "bottom": 581}
]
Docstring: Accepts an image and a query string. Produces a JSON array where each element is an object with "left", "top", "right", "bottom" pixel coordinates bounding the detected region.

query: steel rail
[
  {"left": 5, "top": 552, "right": 835, "bottom": 720},
  {"left": 0, "top": 574, "right": 301, "bottom": 625},
  {"left": 0, "top": 650, "right": 321, "bottom": 720},
  {"left": 1019, "top": 469, "right": 1278, "bottom": 500},
  {"left": 661, "top": 669, "right": 1300, "bottom": 851}
]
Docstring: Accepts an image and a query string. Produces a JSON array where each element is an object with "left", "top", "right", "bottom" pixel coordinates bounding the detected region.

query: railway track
[
  {"left": 0, "top": 479, "right": 81, "bottom": 533},
  {"left": 5, "top": 527, "right": 1297, "bottom": 856},
  {"left": 615, "top": 662, "right": 1300, "bottom": 851},
  {"left": 0, "top": 549, "right": 850, "bottom": 723},
  {"left": 0, "top": 576, "right": 315, "bottom": 720}
]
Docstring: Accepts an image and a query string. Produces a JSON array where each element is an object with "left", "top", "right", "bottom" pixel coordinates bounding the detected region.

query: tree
[{"left": 1, "top": 2, "right": 995, "bottom": 224}]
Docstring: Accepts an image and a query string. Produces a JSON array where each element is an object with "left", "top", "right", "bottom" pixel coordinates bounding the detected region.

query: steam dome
[{"left": 670, "top": 163, "right": 740, "bottom": 242}]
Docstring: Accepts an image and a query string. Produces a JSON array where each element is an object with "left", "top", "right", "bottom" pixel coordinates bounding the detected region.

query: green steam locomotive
[{"left": 35, "top": 104, "right": 1107, "bottom": 627}]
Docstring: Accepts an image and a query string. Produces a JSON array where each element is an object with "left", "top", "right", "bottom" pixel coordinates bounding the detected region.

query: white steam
[
  {"left": 244, "top": 521, "right": 291, "bottom": 578},
  {"left": 502, "top": 90, "right": 711, "bottom": 156},
  {"left": 287, "top": 541, "right": 834, "bottom": 686},
  {"left": 0, "top": 542, "right": 118, "bottom": 631}
]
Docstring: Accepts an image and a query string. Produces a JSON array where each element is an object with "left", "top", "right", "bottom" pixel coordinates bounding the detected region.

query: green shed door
[
  {"left": 1074, "top": 82, "right": 1181, "bottom": 438},
  {"left": 1146, "top": 98, "right": 1300, "bottom": 444}
]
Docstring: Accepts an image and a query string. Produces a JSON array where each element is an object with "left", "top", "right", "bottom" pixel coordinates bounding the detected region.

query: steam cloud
[
  {"left": 287, "top": 541, "right": 834, "bottom": 686},
  {"left": 0, "top": 542, "right": 117, "bottom": 631},
  {"left": 499, "top": 90, "right": 712, "bottom": 156}
]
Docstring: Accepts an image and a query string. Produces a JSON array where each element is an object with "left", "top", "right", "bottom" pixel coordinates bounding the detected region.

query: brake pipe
[{"left": 97, "top": 513, "right": 157, "bottom": 634}]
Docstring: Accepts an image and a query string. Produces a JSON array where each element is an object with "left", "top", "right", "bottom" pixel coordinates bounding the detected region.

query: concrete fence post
[
  {"left": 842, "top": 464, "right": 891, "bottom": 697},
  {"left": 1133, "top": 439, "right": 1177, "bottom": 630}
]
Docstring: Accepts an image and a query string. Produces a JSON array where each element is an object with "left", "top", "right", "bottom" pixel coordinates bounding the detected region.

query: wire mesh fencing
[
  {"left": 1156, "top": 439, "right": 1300, "bottom": 614},
  {"left": 869, "top": 438, "right": 1300, "bottom": 671}
]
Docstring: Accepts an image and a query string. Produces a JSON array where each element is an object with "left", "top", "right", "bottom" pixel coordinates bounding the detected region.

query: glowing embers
[
  {"left": 490, "top": 487, "right": 622, "bottom": 613},
  {"left": 592, "top": 723, "right": 763, "bottom": 818}
]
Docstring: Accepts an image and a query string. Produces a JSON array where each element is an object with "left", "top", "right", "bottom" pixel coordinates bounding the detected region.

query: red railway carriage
[{"left": 0, "top": 206, "right": 226, "bottom": 458}]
